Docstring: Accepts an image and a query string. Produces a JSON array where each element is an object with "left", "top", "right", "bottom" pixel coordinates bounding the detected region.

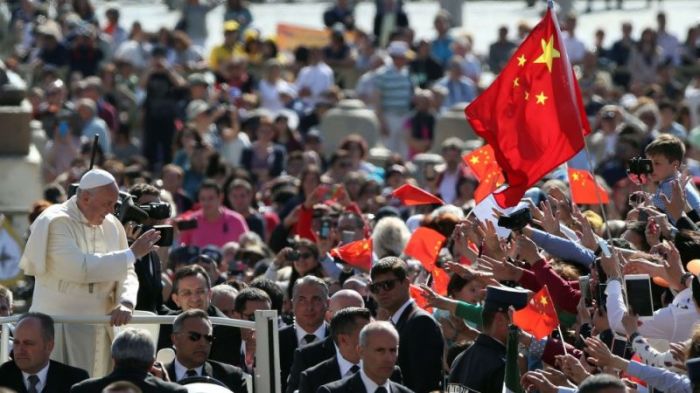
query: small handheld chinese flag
[
  {"left": 330, "top": 238, "right": 373, "bottom": 271},
  {"left": 465, "top": 8, "right": 590, "bottom": 208},
  {"left": 410, "top": 284, "right": 432, "bottom": 312},
  {"left": 568, "top": 168, "right": 609, "bottom": 205},
  {"left": 512, "top": 286, "right": 559, "bottom": 340},
  {"left": 431, "top": 267, "right": 450, "bottom": 296},
  {"left": 392, "top": 184, "right": 444, "bottom": 206},
  {"left": 463, "top": 145, "right": 506, "bottom": 204},
  {"left": 403, "top": 227, "right": 446, "bottom": 272}
]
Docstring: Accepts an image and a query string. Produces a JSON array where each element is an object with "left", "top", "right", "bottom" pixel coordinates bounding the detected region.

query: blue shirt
[
  {"left": 652, "top": 172, "right": 700, "bottom": 220},
  {"left": 431, "top": 36, "right": 453, "bottom": 67}
]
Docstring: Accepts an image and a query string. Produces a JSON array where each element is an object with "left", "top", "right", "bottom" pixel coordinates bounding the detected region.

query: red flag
[
  {"left": 513, "top": 286, "right": 560, "bottom": 340},
  {"left": 568, "top": 168, "right": 609, "bottom": 205},
  {"left": 330, "top": 238, "right": 373, "bottom": 271},
  {"left": 392, "top": 184, "right": 444, "bottom": 206},
  {"left": 410, "top": 284, "right": 432, "bottom": 312},
  {"left": 403, "top": 227, "right": 446, "bottom": 272},
  {"left": 465, "top": 8, "right": 590, "bottom": 208},
  {"left": 432, "top": 267, "right": 450, "bottom": 296},
  {"left": 463, "top": 145, "right": 506, "bottom": 204}
]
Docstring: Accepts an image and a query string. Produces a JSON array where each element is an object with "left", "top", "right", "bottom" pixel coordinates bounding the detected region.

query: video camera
[
  {"left": 115, "top": 191, "right": 174, "bottom": 247},
  {"left": 628, "top": 157, "right": 653, "bottom": 176},
  {"left": 497, "top": 208, "right": 531, "bottom": 231}
]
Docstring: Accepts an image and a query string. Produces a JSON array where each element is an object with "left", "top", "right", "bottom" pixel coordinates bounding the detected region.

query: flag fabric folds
[
  {"left": 463, "top": 145, "right": 506, "bottom": 204},
  {"left": 330, "top": 238, "right": 373, "bottom": 271},
  {"left": 465, "top": 8, "right": 590, "bottom": 208},
  {"left": 568, "top": 168, "right": 610, "bottom": 205},
  {"left": 392, "top": 184, "right": 445, "bottom": 206},
  {"left": 410, "top": 284, "right": 433, "bottom": 312},
  {"left": 513, "top": 286, "right": 560, "bottom": 340},
  {"left": 503, "top": 324, "right": 524, "bottom": 393},
  {"left": 403, "top": 227, "right": 446, "bottom": 272}
]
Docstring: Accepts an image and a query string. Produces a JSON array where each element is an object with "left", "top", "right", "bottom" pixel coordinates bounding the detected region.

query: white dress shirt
[
  {"left": 606, "top": 279, "right": 700, "bottom": 342},
  {"left": 174, "top": 359, "right": 204, "bottom": 381},
  {"left": 335, "top": 345, "right": 359, "bottom": 377},
  {"left": 294, "top": 322, "right": 326, "bottom": 346},
  {"left": 390, "top": 299, "right": 414, "bottom": 325},
  {"left": 22, "top": 361, "right": 50, "bottom": 393},
  {"left": 359, "top": 368, "right": 392, "bottom": 393}
]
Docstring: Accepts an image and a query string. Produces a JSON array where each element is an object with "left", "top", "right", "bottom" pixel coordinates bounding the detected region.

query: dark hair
[
  {"left": 18, "top": 312, "right": 55, "bottom": 342},
  {"left": 249, "top": 277, "right": 284, "bottom": 314},
  {"left": 43, "top": 183, "right": 66, "bottom": 204},
  {"left": 234, "top": 287, "right": 271, "bottom": 313},
  {"left": 172, "top": 265, "right": 211, "bottom": 294},
  {"left": 173, "top": 309, "right": 210, "bottom": 333},
  {"left": 447, "top": 274, "right": 473, "bottom": 298},
  {"left": 645, "top": 134, "right": 686, "bottom": 164},
  {"left": 286, "top": 240, "right": 324, "bottom": 300},
  {"left": 198, "top": 179, "right": 222, "bottom": 197},
  {"left": 625, "top": 221, "right": 650, "bottom": 251},
  {"left": 578, "top": 374, "right": 626, "bottom": 393},
  {"left": 339, "top": 134, "right": 368, "bottom": 159},
  {"left": 330, "top": 307, "right": 371, "bottom": 344},
  {"left": 675, "top": 230, "right": 700, "bottom": 265},
  {"left": 370, "top": 257, "right": 408, "bottom": 281},
  {"left": 128, "top": 183, "right": 160, "bottom": 201}
]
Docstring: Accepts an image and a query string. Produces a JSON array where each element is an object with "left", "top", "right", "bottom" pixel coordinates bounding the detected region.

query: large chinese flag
[
  {"left": 465, "top": 8, "right": 590, "bottom": 208},
  {"left": 513, "top": 286, "right": 560, "bottom": 340},
  {"left": 568, "top": 168, "right": 609, "bottom": 205},
  {"left": 463, "top": 145, "right": 506, "bottom": 204}
]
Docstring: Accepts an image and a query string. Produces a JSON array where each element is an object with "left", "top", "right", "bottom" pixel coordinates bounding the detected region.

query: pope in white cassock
[{"left": 18, "top": 169, "right": 161, "bottom": 376}]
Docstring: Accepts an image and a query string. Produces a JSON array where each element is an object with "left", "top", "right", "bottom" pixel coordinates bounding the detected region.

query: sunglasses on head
[
  {"left": 368, "top": 278, "right": 401, "bottom": 294},
  {"left": 185, "top": 331, "right": 215, "bottom": 343}
]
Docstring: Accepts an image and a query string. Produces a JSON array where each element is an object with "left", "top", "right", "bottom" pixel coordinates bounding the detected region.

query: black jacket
[
  {"left": 299, "top": 356, "right": 403, "bottom": 393},
  {"left": 164, "top": 360, "right": 247, "bottom": 393},
  {"left": 394, "top": 301, "right": 444, "bottom": 393},
  {"left": 285, "top": 335, "right": 336, "bottom": 393},
  {"left": 70, "top": 367, "right": 187, "bottom": 393},
  {"left": 134, "top": 251, "right": 164, "bottom": 314},
  {"left": 0, "top": 360, "right": 89, "bottom": 393},
  {"left": 279, "top": 323, "right": 329, "bottom": 393},
  {"left": 317, "top": 372, "right": 413, "bottom": 393},
  {"left": 447, "top": 334, "right": 506, "bottom": 393},
  {"left": 158, "top": 305, "right": 242, "bottom": 367}
]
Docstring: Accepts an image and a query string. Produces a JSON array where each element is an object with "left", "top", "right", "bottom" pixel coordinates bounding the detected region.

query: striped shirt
[{"left": 375, "top": 64, "right": 413, "bottom": 113}]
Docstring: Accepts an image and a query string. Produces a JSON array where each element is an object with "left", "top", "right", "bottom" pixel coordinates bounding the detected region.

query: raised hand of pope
[{"left": 130, "top": 229, "right": 161, "bottom": 259}]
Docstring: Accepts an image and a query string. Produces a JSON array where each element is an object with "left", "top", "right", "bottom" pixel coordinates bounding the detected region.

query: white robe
[{"left": 19, "top": 196, "right": 138, "bottom": 377}]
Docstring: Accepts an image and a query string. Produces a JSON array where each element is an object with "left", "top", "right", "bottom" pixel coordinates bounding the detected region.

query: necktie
[
  {"left": 186, "top": 369, "right": 198, "bottom": 378},
  {"left": 375, "top": 387, "right": 388, "bottom": 393},
  {"left": 27, "top": 375, "right": 39, "bottom": 393},
  {"left": 349, "top": 364, "right": 360, "bottom": 375},
  {"left": 303, "top": 334, "right": 316, "bottom": 344}
]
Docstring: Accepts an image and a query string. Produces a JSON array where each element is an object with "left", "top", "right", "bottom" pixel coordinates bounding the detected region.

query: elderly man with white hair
[
  {"left": 20, "top": 169, "right": 161, "bottom": 376},
  {"left": 76, "top": 97, "right": 112, "bottom": 154}
]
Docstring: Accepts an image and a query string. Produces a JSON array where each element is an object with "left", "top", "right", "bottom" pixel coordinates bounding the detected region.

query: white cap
[
  {"left": 387, "top": 41, "right": 409, "bottom": 57},
  {"left": 78, "top": 169, "right": 116, "bottom": 190}
]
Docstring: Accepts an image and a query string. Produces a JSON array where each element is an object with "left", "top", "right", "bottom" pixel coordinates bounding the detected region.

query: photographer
[
  {"left": 124, "top": 183, "right": 171, "bottom": 315},
  {"left": 266, "top": 239, "right": 325, "bottom": 306}
]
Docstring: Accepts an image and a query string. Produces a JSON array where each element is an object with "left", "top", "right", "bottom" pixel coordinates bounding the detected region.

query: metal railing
[{"left": 0, "top": 310, "right": 281, "bottom": 393}]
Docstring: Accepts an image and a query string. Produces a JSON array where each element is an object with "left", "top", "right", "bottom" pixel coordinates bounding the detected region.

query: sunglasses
[
  {"left": 184, "top": 331, "right": 215, "bottom": 344},
  {"left": 369, "top": 278, "right": 402, "bottom": 294},
  {"left": 298, "top": 252, "right": 313, "bottom": 259}
]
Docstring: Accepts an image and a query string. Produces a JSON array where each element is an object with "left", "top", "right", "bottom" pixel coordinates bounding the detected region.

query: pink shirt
[{"left": 179, "top": 208, "right": 249, "bottom": 248}]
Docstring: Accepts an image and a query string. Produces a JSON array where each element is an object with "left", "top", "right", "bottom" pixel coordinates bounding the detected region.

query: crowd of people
[{"left": 0, "top": 0, "right": 700, "bottom": 392}]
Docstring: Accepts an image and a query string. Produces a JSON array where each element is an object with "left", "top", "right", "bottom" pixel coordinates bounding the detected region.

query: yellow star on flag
[
  {"left": 536, "top": 91, "right": 548, "bottom": 105},
  {"left": 513, "top": 77, "right": 520, "bottom": 87},
  {"left": 571, "top": 172, "right": 580, "bottom": 181},
  {"left": 540, "top": 296, "right": 548, "bottom": 306},
  {"left": 517, "top": 54, "right": 526, "bottom": 67},
  {"left": 534, "top": 35, "right": 561, "bottom": 72},
  {"left": 470, "top": 156, "right": 480, "bottom": 165}
]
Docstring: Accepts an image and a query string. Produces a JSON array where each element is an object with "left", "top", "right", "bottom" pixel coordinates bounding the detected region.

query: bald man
[
  {"left": 20, "top": 169, "right": 161, "bottom": 376},
  {"left": 287, "top": 289, "right": 365, "bottom": 393}
]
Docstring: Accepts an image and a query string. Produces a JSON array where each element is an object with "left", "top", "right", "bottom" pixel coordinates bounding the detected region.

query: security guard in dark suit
[{"left": 447, "top": 286, "right": 529, "bottom": 393}]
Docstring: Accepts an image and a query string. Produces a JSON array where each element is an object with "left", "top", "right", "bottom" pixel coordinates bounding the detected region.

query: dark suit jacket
[
  {"left": 448, "top": 334, "right": 506, "bottom": 393},
  {"left": 0, "top": 359, "right": 89, "bottom": 393},
  {"left": 158, "top": 305, "right": 242, "bottom": 367},
  {"left": 70, "top": 368, "right": 187, "bottom": 393},
  {"left": 285, "top": 335, "right": 335, "bottom": 393},
  {"left": 279, "top": 323, "right": 329, "bottom": 393},
  {"left": 299, "top": 356, "right": 403, "bottom": 393},
  {"left": 165, "top": 360, "right": 247, "bottom": 393},
  {"left": 316, "top": 372, "right": 413, "bottom": 393},
  {"left": 134, "top": 251, "right": 164, "bottom": 314},
  {"left": 394, "top": 301, "right": 444, "bottom": 393}
]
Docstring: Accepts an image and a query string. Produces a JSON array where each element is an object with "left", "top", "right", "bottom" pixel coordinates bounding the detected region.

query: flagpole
[{"left": 557, "top": 325, "right": 568, "bottom": 356}]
